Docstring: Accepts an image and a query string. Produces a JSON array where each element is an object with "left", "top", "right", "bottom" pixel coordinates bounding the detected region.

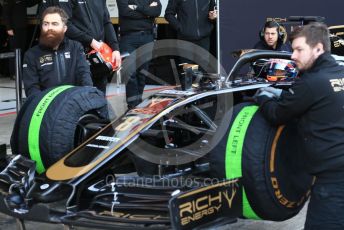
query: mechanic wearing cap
[
  {"left": 165, "top": 0, "right": 217, "bottom": 70},
  {"left": 117, "top": 0, "right": 161, "bottom": 109},
  {"left": 23, "top": 6, "right": 93, "bottom": 97},
  {"left": 255, "top": 22, "right": 344, "bottom": 229},
  {"left": 40, "top": 0, "right": 121, "bottom": 95},
  {"left": 253, "top": 21, "right": 292, "bottom": 52}
]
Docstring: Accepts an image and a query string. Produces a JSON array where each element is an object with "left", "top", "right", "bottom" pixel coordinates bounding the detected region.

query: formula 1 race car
[{"left": 0, "top": 50, "right": 315, "bottom": 229}]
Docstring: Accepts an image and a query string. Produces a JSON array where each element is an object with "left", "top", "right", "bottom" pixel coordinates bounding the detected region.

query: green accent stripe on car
[
  {"left": 28, "top": 85, "right": 73, "bottom": 174},
  {"left": 225, "top": 105, "right": 260, "bottom": 219}
]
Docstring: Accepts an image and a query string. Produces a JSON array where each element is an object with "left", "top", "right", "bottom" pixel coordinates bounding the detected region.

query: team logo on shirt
[
  {"left": 64, "top": 52, "right": 71, "bottom": 59},
  {"left": 39, "top": 55, "right": 53, "bottom": 67},
  {"left": 330, "top": 78, "right": 344, "bottom": 92},
  {"left": 39, "top": 55, "right": 53, "bottom": 64}
]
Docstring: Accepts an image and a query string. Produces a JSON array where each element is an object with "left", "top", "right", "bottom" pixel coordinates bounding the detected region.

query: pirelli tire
[
  {"left": 10, "top": 86, "right": 109, "bottom": 174},
  {"left": 209, "top": 102, "right": 314, "bottom": 221}
]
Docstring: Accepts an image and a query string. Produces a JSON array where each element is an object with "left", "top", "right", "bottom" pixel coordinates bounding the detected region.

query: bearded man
[
  {"left": 255, "top": 22, "right": 344, "bottom": 229},
  {"left": 22, "top": 6, "right": 93, "bottom": 97}
]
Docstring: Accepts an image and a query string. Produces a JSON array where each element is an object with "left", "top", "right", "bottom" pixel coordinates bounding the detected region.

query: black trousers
[
  {"left": 120, "top": 31, "right": 154, "bottom": 109},
  {"left": 305, "top": 179, "right": 344, "bottom": 229},
  {"left": 8, "top": 28, "right": 27, "bottom": 76},
  {"left": 92, "top": 76, "right": 108, "bottom": 96}
]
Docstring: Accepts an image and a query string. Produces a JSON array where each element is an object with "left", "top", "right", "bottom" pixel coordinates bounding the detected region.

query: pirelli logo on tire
[
  {"left": 211, "top": 103, "right": 314, "bottom": 221},
  {"left": 269, "top": 126, "right": 314, "bottom": 209}
]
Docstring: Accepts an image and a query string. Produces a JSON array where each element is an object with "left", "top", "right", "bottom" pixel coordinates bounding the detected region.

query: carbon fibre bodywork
[{"left": 0, "top": 51, "right": 294, "bottom": 229}]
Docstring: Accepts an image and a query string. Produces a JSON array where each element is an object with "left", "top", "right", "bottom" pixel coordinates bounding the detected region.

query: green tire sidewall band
[
  {"left": 28, "top": 85, "right": 74, "bottom": 174},
  {"left": 225, "top": 105, "right": 261, "bottom": 219}
]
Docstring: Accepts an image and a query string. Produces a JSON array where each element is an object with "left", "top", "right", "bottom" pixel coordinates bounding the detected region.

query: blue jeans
[
  {"left": 305, "top": 180, "right": 344, "bottom": 230},
  {"left": 120, "top": 32, "right": 154, "bottom": 109}
]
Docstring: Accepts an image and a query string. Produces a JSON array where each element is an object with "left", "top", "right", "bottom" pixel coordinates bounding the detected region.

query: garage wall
[{"left": 219, "top": 0, "right": 344, "bottom": 74}]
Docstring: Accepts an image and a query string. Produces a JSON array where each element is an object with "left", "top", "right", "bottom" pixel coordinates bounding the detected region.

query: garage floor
[{"left": 0, "top": 77, "right": 306, "bottom": 229}]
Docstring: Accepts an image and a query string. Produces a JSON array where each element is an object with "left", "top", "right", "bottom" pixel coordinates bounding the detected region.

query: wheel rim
[{"left": 74, "top": 113, "right": 101, "bottom": 147}]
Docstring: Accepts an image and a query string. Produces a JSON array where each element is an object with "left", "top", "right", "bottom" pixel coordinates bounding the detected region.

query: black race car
[{"left": 0, "top": 50, "right": 314, "bottom": 229}]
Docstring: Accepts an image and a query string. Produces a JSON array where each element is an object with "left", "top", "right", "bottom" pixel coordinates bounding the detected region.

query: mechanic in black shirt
[
  {"left": 23, "top": 6, "right": 92, "bottom": 97},
  {"left": 253, "top": 21, "right": 292, "bottom": 52},
  {"left": 117, "top": 0, "right": 161, "bottom": 109},
  {"left": 2, "top": 0, "right": 41, "bottom": 78},
  {"left": 255, "top": 22, "right": 344, "bottom": 229},
  {"left": 40, "top": 0, "right": 121, "bottom": 95}
]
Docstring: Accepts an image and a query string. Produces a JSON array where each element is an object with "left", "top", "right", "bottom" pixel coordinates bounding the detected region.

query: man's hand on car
[
  {"left": 254, "top": 89, "right": 275, "bottom": 99},
  {"left": 261, "top": 87, "right": 283, "bottom": 99}
]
